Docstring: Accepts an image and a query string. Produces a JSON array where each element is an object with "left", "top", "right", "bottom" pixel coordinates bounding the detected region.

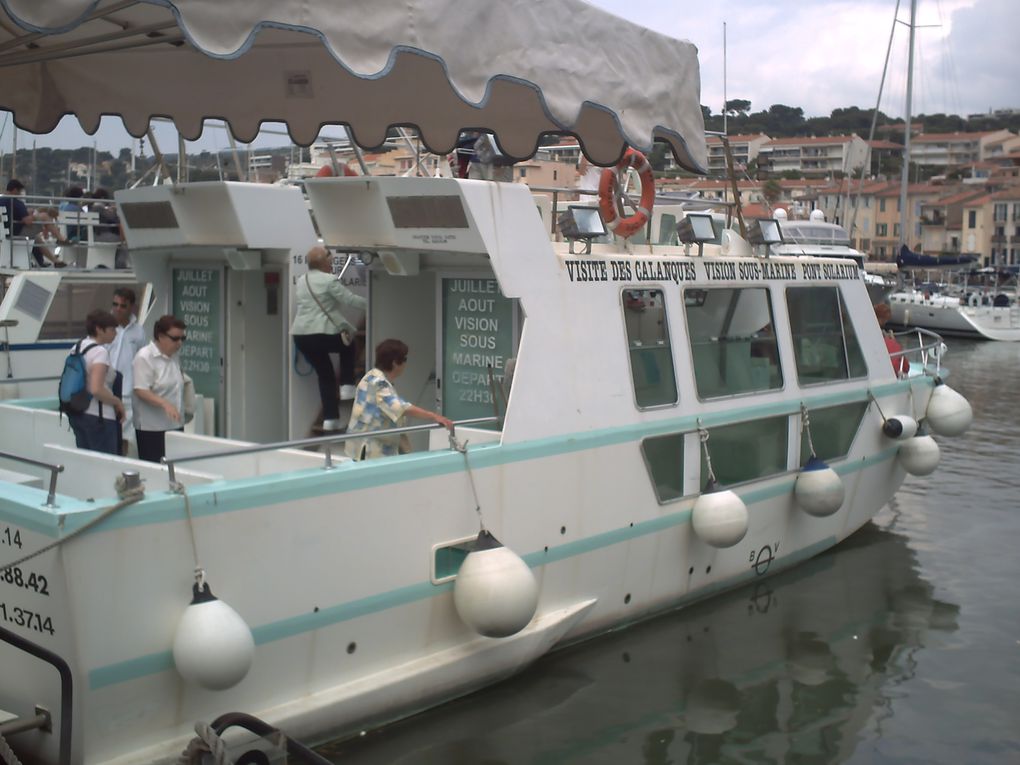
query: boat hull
[
  {"left": 0, "top": 380, "right": 919, "bottom": 764},
  {"left": 889, "top": 293, "right": 1020, "bottom": 341}
]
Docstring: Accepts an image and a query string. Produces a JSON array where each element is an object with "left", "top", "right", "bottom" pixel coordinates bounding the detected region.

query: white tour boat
[{"left": 0, "top": 2, "right": 974, "bottom": 763}]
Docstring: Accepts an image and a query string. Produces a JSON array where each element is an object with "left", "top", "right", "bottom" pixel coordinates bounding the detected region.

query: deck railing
[
  {"left": 0, "top": 451, "right": 64, "bottom": 507},
  {"left": 162, "top": 416, "right": 498, "bottom": 486}
]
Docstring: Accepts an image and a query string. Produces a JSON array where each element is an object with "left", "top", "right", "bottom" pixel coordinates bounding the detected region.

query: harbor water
[{"left": 319, "top": 338, "right": 1020, "bottom": 765}]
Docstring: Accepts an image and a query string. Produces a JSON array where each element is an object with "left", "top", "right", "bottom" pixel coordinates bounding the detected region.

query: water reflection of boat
[{"left": 322, "top": 514, "right": 959, "bottom": 764}]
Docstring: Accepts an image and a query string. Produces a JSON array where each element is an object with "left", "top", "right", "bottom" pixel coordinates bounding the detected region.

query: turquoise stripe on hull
[
  {"left": 87, "top": 449, "right": 896, "bottom": 690},
  {"left": 3, "top": 378, "right": 920, "bottom": 537}
]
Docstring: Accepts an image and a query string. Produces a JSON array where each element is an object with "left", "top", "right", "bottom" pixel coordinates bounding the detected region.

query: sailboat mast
[{"left": 898, "top": 0, "right": 917, "bottom": 251}]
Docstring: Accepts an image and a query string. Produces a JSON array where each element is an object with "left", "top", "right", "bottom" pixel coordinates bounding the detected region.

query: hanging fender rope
[
  {"left": 449, "top": 433, "right": 486, "bottom": 533},
  {"left": 598, "top": 148, "right": 655, "bottom": 240},
  {"left": 800, "top": 403, "right": 818, "bottom": 459}
]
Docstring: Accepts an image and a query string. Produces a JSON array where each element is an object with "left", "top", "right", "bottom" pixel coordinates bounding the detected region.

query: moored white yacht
[
  {"left": 888, "top": 269, "right": 1020, "bottom": 341},
  {"left": 770, "top": 209, "right": 896, "bottom": 305},
  {"left": 0, "top": 2, "right": 974, "bottom": 764}
]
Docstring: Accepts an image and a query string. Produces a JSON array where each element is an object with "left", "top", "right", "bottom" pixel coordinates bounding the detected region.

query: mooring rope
[
  {"left": 0, "top": 479, "right": 145, "bottom": 573},
  {"left": 0, "top": 732, "right": 24, "bottom": 765},
  {"left": 176, "top": 721, "right": 234, "bottom": 765}
]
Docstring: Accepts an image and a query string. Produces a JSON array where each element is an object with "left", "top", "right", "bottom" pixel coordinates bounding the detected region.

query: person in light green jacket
[{"left": 291, "top": 245, "right": 367, "bottom": 430}]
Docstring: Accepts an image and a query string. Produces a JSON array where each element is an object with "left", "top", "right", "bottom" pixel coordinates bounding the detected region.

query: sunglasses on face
[
  {"left": 112, "top": 301, "right": 129, "bottom": 308},
  {"left": 165, "top": 334, "right": 186, "bottom": 342}
]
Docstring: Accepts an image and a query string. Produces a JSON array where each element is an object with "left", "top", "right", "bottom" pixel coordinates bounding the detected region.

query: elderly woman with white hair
[{"left": 290, "top": 245, "right": 367, "bottom": 430}]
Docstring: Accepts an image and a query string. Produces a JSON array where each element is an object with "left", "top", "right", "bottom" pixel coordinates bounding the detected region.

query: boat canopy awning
[
  {"left": 897, "top": 244, "right": 978, "bottom": 270},
  {"left": 0, "top": 0, "right": 707, "bottom": 172}
]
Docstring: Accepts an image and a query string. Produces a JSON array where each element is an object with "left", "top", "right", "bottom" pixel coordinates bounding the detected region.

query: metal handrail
[
  {"left": 0, "top": 375, "right": 60, "bottom": 384},
  {"left": 162, "top": 416, "right": 498, "bottom": 485},
  {"left": 0, "top": 451, "right": 64, "bottom": 507},
  {"left": 888, "top": 326, "right": 946, "bottom": 376}
]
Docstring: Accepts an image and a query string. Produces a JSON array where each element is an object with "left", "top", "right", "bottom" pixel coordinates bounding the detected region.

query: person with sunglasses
[
  {"left": 132, "top": 314, "right": 187, "bottom": 462},
  {"left": 108, "top": 288, "right": 147, "bottom": 455}
]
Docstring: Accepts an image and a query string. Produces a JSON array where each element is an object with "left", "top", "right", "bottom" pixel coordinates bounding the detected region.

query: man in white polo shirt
[{"left": 132, "top": 314, "right": 186, "bottom": 463}]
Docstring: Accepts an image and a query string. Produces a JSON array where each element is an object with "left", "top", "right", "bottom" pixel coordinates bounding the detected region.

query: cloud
[
  {"left": 932, "top": 0, "right": 1020, "bottom": 115},
  {"left": 587, "top": 0, "right": 991, "bottom": 118}
]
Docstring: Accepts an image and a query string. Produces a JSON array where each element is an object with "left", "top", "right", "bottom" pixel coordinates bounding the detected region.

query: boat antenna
[
  {"left": 897, "top": 0, "right": 918, "bottom": 253},
  {"left": 722, "top": 21, "right": 727, "bottom": 137},
  {"left": 846, "top": 0, "right": 902, "bottom": 242}
]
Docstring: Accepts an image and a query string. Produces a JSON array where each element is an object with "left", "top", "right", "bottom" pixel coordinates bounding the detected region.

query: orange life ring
[
  {"left": 315, "top": 163, "right": 357, "bottom": 177},
  {"left": 598, "top": 148, "right": 654, "bottom": 239}
]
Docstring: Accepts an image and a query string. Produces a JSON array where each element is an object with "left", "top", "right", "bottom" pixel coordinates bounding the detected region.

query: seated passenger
[
  {"left": 1, "top": 179, "right": 69, "bottom": 267},
  {"left": 874, "top": 303, "right": 909, "bottom": 375},
  {"left": 59, "top": 185, "right": 85, "bottom": 242},
  {"left": 345, "top": 339, "right": 453, "bottom": 461}
]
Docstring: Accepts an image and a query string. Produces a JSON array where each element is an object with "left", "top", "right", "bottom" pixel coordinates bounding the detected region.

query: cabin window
[
  {"left": 657, "top": 213, "right": 679, "bottom": 245},
  {"left": 685, "top": 287, "right": 782, "bottom": 399},
  {"left": 786, "top": 286, "right": 867, "bottom": 385},
  {"left": 622, "top": 288, "right": 678, "bottom": 408},
  {"left": 799, "top": 402, "right": 869, "bottom": 464},
  {"left": 701, "top": 416, "right": 789, "bottom": 489},
  {"left": 38, "top": 282, "right": 146, "bottom": 340},
  {"left": 641, "top": 433, "right": 685, "bottom": 502}
]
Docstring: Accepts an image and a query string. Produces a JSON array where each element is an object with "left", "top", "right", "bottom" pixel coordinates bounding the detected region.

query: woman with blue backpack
[{"left": 60, "top": 309, "right": 125, "bottom": 454}]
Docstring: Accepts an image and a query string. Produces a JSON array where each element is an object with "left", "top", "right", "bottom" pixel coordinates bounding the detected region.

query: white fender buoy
[
  {"left": 925, "top": 381, "right": 973, "bottom": 437},
  {"left": 794, "top": 457, "right": 845, "bottom": 517},
  {"left": 898, "top": 434, "right": 940, "bottom": 476},
  {"left": 173, "top": 582, "right": 255, "bottom": 690},
  {"left": 453, "top": 531, "right": 538, "bottom": 638},
  {"left": 691, "top": 483, "right": 749, "bottom": 548},
  {"left": 882, "top": 415, "right": 919, "bottom": 440}
]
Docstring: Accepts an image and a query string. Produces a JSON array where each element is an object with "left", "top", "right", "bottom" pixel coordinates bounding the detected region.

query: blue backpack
[{"left": 58, "top": 341, "right": 102, "bottom": 416}]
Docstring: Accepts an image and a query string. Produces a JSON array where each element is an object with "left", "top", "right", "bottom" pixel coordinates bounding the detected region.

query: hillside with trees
[{"left": 2, "top": 103, "right": 1016, "bottom": 194}]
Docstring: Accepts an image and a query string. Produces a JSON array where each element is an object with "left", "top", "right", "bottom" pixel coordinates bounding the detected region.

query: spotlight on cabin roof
[
  {"left": 746, "top": 218, "right": 784, "bottom": 247},
  {"left": 558, "top": 206, "right": 607, "bottom": 254},
  {"left": 676, "top": 213, "right": 717, "bottom": 257}
]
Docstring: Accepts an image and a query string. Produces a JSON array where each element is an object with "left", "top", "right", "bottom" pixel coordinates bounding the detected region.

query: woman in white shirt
[
  {"left": 68, "top": 309, "right": 125, "bottom": 455},
  {"left": 132, "top": 315, "right": 186, "bottom": 463}
]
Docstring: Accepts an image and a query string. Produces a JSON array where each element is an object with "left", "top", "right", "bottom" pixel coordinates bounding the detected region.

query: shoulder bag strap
[{"left": 305, "top": 272, "right": 340, "bottom": 329}]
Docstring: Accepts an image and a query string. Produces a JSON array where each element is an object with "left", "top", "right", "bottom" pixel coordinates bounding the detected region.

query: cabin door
[{"left": 225, "top": 267, "right": 285, "bottom": 442}]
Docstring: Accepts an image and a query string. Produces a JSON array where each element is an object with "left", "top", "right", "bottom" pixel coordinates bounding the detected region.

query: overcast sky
[{"left": 1, "top": 0, "right": 1015, "bottom": 156}]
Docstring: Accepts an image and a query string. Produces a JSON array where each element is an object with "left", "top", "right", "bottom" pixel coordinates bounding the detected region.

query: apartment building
[
  {"left": 803, "top": 179, "right": 897, "bottom": 251},
  {"left": 705, "top": 134, "right": 770, "bottom": 176},
  {"left": 918, "top": 189, "right": 988, "bottom": 256},
  {"left": 909, "top": 130, "right": 1015, "bottom": 168},
  {"left": 987, "top": 188, "right": 1020, "bottom": 266},
  {"left": 870, "top": 183, "right": 943, "bottom": 260},
  {"left": 758, "top": 135, "right": 869, "bottom": 177}
]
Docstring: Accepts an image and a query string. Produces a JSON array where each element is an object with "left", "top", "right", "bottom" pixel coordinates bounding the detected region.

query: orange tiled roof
[
  {"left": 912, "top": 131, "right": 1001, "bottom": 143},
  {"left": 706, "top": 133, "right": 770, "bottom": 144},
  {"left": 762, "top": 135, "right": 857, "bottom": 146}
]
